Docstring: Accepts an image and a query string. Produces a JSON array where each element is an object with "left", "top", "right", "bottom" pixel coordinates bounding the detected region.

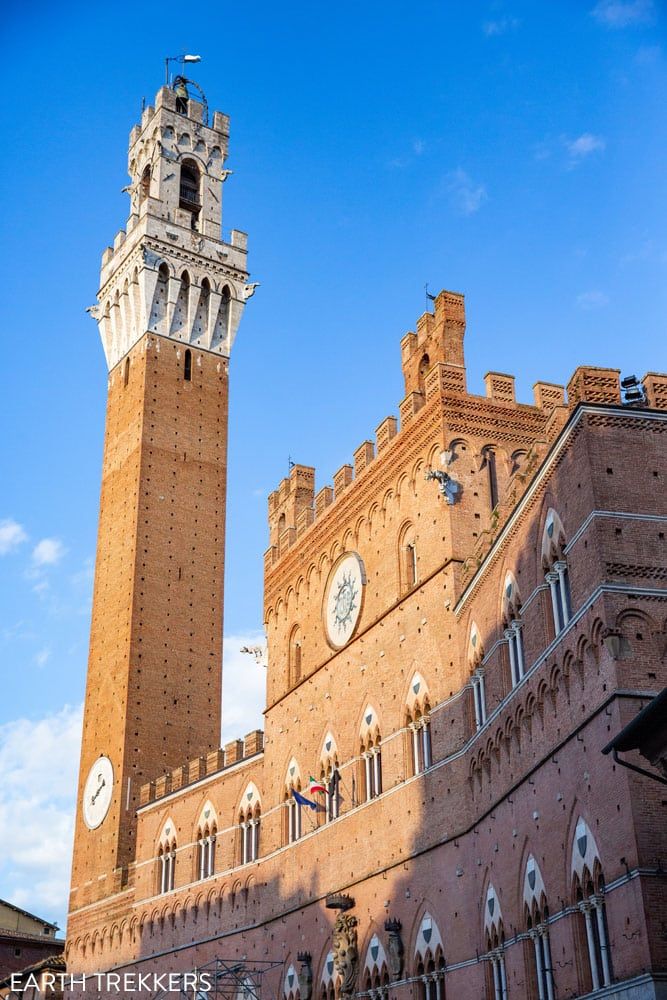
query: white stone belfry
[{"left": 90, "top": 84, "right": 252, "bottom": 370}]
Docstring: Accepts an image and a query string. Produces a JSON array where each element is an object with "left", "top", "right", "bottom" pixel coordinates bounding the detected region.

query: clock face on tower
[
  {"left": 323, "top": 552, "right": 366, "bottom": 649},
  {"left": 82, "top": 756, "right": 114, "bottom": 830}
]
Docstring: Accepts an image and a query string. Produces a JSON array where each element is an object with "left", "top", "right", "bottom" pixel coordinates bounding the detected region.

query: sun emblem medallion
[{"left": 323, "top": 552, "right": 366, "bottom": 649}]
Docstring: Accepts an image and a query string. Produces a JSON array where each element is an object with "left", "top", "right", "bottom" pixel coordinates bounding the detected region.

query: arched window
[
  {"left": 398, "top": 522, "right": 418, "bottom": 592},
  {"left": 179, "top": 160, "right": 201, "bottom": 228},
  {"left": 523, "top": 857, "right": 554, "bottom": 1000},
  {"left": 418, "top": 353, "right": 430, "bottom": 395},
  {"left": 239, "top": 803, "right": 261, "bottom": 864},
  {"left": 574, "top": 868, "right": 612, "bottom": 991},
  {"left": 360, "top": 711, "right": 382, "bottom": 802},
  {"left": 320, "top": 952, "right": 336, "bottom": 1000},
  {"left": 484, "top": 447, "right": 499, "bottom": 511},
  {"left": 285, "top": 788, "right": 301, "bottom": 844},
  {"left": 407, "top": 702, "right": 432, "bottom": 776},
  {"left": 289, "top": 626, "right": 302, "bottom": 686},
  {"left": 416, "top": 955, "right": 444, "bottom": 1000},
  {"left": 317, "top": 734, "right": 341, "bottom": 824},
  {"left": 149, "top": 263, "right": 169, "bottom": 332},
  {"left": 197, "top": 823, "right": 216, "bottom": 880},
  {"left": 284, "top": 760, "right": 303, "bottom": 844},
  {"left": 571, "top": 818, "right": 613, "bottom": 991},
  {"left": 502, "top": 572, "right": 525, "bottom": 687},
  {"left": 469, "top": 623, "right": 487, "bottom": 729},
  {"left": 541, "top": 510, "right": 572, "bottom": 635},
  {"left": 156, "top": 822, "right": 176, "bottom": 893},
  {"left": 139, "top": 165, "right": 151, "bottom": 204},
  {"left": 414, "top": 915, "right": 445, "bottom": 1000},
  {"left": 184, "top": 348, "right": 192, "bottom": 382},
  {"left": 323, "top": 764, "right": 341, "bottom": 821},
  {"left": 485, "top": 927, "right": 507, "bottom": 1000}
]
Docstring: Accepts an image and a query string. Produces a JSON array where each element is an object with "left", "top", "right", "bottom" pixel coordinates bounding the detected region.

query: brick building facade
[{"left": 65, "top": 84, "right": 667, "bottom": 999}]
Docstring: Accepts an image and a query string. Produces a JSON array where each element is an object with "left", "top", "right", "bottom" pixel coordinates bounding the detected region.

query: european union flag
[{"left": 292, "top": 789, "right": 318, "bottom": 810}]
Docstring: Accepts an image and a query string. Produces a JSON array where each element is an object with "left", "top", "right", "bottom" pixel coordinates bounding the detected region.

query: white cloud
[
  {"left": 565, "top": 133, "right": 606, "bottom": 164},
  {"left": 592, "top": 0, "right": 654, "bottom": 28},
  {"left": 0, "top": 634, "right": 266, "bottom": 928},
  {"left": 577, "top": 290, "right": 610, "bottom": 310},
  {"left": 32, "top": 538, "right": 67, "bottom": 567},
  {"left": 0, "top": 703, "right": 83, "bottom": 928},
  {"left": 483, "top": 16, "right": 521, "bottom": 36},
  {"left": 221, "top": 632, "right": 267, "bottom": 744},
  {"left": 34, "top": 647, "right": 51, "bottom": 668},
  {"left": 444, "top": 168, "right": 488, "bottom": 215},
  {"left": 0, "top": 519, "right": 27, "bottom": 556}
]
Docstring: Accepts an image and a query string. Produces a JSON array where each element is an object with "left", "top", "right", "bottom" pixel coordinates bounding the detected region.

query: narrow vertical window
[
  {"left": 487, "top": 449, "right": 498, "bottom": 511},
  {"left": 406, "top": 542, "right": 417, "bottom": 588},
  {"left": 124, "top": 356, "right": 130, "bottom": 388},
  {"left": 184, "top": 349, "right": 192, "bottom": 382},
  {"left": 139, "top": 165, "right": 151, "bottom": 204}
]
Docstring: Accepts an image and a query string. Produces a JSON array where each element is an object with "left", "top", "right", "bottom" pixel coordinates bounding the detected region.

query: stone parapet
[
  {"left": 566, "top": 366, "right": 621, "bottom": 407},
  {"left": 138, "top": 736, "right": 264, "bottom": 808}
]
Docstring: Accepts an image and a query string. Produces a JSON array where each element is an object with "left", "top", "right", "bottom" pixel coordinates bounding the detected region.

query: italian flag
[{"left": 308, "top": 775, "right": 327, "bottom": 795}]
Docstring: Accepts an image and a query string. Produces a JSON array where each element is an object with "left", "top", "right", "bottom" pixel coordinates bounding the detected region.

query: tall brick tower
[{"left": 69, "top": 82, "right": 252, "bottom": 913}]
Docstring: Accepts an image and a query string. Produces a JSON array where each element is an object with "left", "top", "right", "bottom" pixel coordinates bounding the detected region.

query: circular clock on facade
[
  {"left": 323, "top": 552, "right": 366, "bottom": 649},
  {"left": 82, "top": 755, "right": 114, "bottom": 830}
]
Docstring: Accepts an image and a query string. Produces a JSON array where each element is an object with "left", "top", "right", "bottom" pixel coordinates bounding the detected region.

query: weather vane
[{"left": 164, "top": 53, "right": 201, "bottom": 85}]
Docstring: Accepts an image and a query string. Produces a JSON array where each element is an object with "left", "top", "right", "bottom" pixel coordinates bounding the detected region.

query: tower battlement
[
  {"left": 91, "top": 85, "right": 252, "bottom": 372},
  {"left": 262, "top": 290, "right": 666, "bottom": 577}
]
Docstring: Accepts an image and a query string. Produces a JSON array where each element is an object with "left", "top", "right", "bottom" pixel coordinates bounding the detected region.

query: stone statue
[
  {"left": 385, "top": 918, "right": 404, "bottom": 982},
  {"left": 297, "top": 952, "right": 313, "bottom": 1000},
  {"left": 333, "top": 911, "right": 358, "bottom": 996}
]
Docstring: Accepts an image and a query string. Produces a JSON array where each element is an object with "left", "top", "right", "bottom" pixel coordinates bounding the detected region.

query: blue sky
[{"left": 1, "top": 0, "right": 666, "bottom": 925}]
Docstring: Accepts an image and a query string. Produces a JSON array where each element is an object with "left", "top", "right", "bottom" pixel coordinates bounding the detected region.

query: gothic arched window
[
  {"left": 157, "top": 828, "right": 176, "bottom": 894},
  {"left": 418, "top": 353, "right": 430, "bottom": 395},
  {"left": 360, "top": 723, "right": 382, "bottom": 802},
  {"left": 239, "top": 783, "right": 262, "bottom": 865},
  {"left": 399, "top": 522, "right": 418, "bottom": 592},
  {"left": 482, "top": 446, "right": 499, "bottom": 512},
  {"left": 541, "top": 509, "right": 572, "bottom": 636},
  {"left": 197, "top": 823, "right": 216, "bottom": 880},
  {"left": 468, "top": 622, "right": 487, "bottom": 729},
  {"left": 139, "top": 165, "right": 151, "bottom": 205},
  {"left": 179, "top": 160, "right": 201, "bottom": 228},
  {"left": 289, "top": 626, "right": 302, "bottom": 686},
  {"left": 502, "top": 572, "right": 525, "bottom": 687}
]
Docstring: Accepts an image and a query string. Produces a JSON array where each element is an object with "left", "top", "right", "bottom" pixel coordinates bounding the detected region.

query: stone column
[
  {"left": 541, "top": 928, "right": 555, "bottom": 1000},
  {"left": 593, "top": 895, "right": 612, "bottom": 986},
  {"left": 365, "top": 754, "right": 373, "bottom": 800},
  {"left": 422, "top": 719, "right": 432, "bottom": 769},
  {"left": 554, "top": 561, "right": 571, "bottom": 624},
  {"left": 530, "top": 931, "right": 545, "bottom": 1000},
  {"left": 491, "top": 957, "right": 501, "bottom": 1000},
  {"left": 546, "top": 572, "right": 562, "bottom": 632},
  {"left": 373, "top": 749, "right": 382, "bottom": 796},
  {"left": 499, "top": 953, "right": 508, "bottom": 999},
  {"left": 411, "top": 725, "right": 421, "bottom": 773},
  {"left": 579, "top": 902, "right": 600, "bottom": 991},
  {"left": 505, "top": 629, "right": 518, "bottom": 685},
  {"left": 513, "top": 620, "right": 525, "bottom": 678}
]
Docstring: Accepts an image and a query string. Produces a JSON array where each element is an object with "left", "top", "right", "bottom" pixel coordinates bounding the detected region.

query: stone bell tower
[{"left": 69, "top": 82, "right": 253, "bottom": 915}]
